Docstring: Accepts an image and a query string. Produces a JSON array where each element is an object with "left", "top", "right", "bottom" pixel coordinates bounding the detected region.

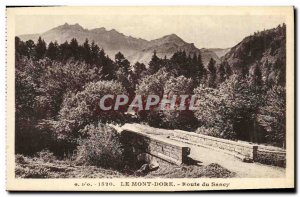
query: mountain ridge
[{"left": 18, "top": 23, "right": 221, "bottom": 65}]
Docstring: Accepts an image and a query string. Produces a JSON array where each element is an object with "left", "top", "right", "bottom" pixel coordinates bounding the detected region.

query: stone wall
[
  {"left": 120, "top": 123, "right": 286, "bottom": 166},
  {"left": 172, "top": 129, "right": 286, "bottom": 165},
  {"left": 173, "top": 129, "right": 257, "bottom": 161},
  {"left": 256, "top": 146, "right": 286, "bottom": 167},
  {"left": 122, "top": 129, "right": 190, "bottom": 165}
]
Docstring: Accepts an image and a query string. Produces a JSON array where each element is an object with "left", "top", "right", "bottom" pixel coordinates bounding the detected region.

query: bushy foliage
[
  {"left": 15, "top": 57, "right": 104, "bottom": 155},
  {"left": 37, "top": 60, "right": 103, "bottom": 118},
  {"left": 75, "top": 125, "right": 125, "bottom": 169},
  {"left": 164, "top": 75, "right": 194, "bottom": 95},
  {"left": 14, "top": 23, "right": 287, "bottom": 161},
  {"left": 54, "top": 80, "right": 127, "bottom": 140},
  {"left": 136, "top": 71, "right": 198, "bottom": 130},
  {"left": 132, "top": 62, "right": 147, "bottom": 86},
  {"left": 162, "top": 76, "right": 198, "bottom": 130},
  {"left": 15, "top": 58, "right": 54, "bottom": 154},
  {"left": 195, "top": 126, "right": 221, "bottom": 137},
  {"left": 15, "top": 154, "right": 28, "bottom": 165},
  {"left": 194, "top": 70, "right": 284, "bottom": 144},
  {"left": 37, "top": 149, "right": 57, "bottom": 163},
  {"left": 257, "top": 85, "right": 286, "bottom": 147},
  {"left": 15, "top": 166, "right": 50, "bottom": 178},
  {"left": 135, "top": 69, "right": 170, "bottom": 126},
  {"left": 136, "top": 68, "right": 170, "bottom": 97},
  {"left": 194, "top": 75, "right": 258, "bottom": 140}
]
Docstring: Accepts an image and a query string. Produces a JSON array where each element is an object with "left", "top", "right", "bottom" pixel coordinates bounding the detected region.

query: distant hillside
[
  {"left": 222, "top": 24, "right": 286, "bottom": 83},
  {"left": 19, "top": 23, "right": 220, "bottom": 66},
  {"left": 208, "top": 48, "right": 231, "bottom": 58}
]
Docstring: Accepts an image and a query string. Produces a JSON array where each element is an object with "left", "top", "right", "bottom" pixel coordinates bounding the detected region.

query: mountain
[
  {"left": 18, "top": 23, "right": 220, "bottom": 66},
  {"left": 222, "top": 24, "right": 286, "bottom": 78},
  {"left": 208, "top": 48, "right": 231, "bottom": 58}
]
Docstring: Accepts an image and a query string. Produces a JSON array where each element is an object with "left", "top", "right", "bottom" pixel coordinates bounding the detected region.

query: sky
[{"left": 15, "top": 15, "right": 286, "bottom": 48}]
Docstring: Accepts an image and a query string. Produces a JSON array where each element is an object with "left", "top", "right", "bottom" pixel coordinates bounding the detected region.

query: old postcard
[{"left": 6, "top": 6, "right": 294, "bottom": 191}]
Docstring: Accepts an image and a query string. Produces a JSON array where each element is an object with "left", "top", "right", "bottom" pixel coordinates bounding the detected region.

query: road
[
  {"left": 120, "top": 123, "right": 286, "bottom": 178},
  {"left": 187, "top": 143, "right": 285, "bottom": 178}
]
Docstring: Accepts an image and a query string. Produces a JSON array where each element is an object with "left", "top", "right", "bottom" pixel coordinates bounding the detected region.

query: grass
[
  {"left": 145, "top": 157, "right": 235, "bottom": 178},
  {"left": 15, "top": 153, "right": 235, "bottom": 179},
  {"left": 15, "top": 154, "right": 123, "bottom": 178}
]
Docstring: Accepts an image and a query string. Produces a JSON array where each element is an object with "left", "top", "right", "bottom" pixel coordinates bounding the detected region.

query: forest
[{"left": 15, "top": 24, "right": 286, "bottom": 174}]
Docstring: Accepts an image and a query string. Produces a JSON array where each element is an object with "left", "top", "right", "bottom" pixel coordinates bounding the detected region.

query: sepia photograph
[{"left": 6, "top": 6, "right": 294, "bottom": 191}]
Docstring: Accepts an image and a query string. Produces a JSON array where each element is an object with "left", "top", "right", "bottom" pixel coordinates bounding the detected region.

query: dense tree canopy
[{"left": 15, "top": 24, "right": 287, "bottom": 157}]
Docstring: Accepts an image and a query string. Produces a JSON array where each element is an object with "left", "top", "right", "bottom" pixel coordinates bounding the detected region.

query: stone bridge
[
  {"left": 121, "top": 128, "right": 190, "bottom": 165},
  {"left": 115, "top": 124, "right": 285, "bottom": 177}
]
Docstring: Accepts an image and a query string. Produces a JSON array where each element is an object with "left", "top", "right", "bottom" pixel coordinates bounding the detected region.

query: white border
[{"left": 0, "top": 1, "right": 299, "bottom": 196}]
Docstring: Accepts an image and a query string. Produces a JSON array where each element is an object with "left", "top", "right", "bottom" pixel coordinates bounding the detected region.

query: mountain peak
[
  {"left": 90, "top": 27, "right": 107, "bottom": 33},
  {"left": 166, "top": 33, "right": 180, "bottom": 38},
  {"left": 108, "top": 28, "right": 123, "bottom": 35},
  {"left": 162, "top": 33, "right": 182, "bottom": 41},
  {"left": 150, "top": 33, "right": 186, "bottom": 47},
  {"left": 55, "top": 23, "right": 84, "bottom": 31}
]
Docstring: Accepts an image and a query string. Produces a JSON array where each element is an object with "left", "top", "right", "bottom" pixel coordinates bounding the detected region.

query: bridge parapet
[
  {"left": 121, "top": 127, "right": 190, "bottom": 165},
  {"left": 119, "top": 124, "right": 285, "bottom": 166}
]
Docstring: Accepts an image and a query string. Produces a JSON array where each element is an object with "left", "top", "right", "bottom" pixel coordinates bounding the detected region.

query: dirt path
[{"left": 185, "top": 143, "right": 285, "bottom": 178}]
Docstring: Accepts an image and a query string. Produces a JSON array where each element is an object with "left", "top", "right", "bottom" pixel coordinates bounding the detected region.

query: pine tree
[
  {"left": 207, "top": 58, "right": 217, "bottom": 87},
  {"left": 133, "top": 62, "right": 146, "bottom": 75},
  {"left": 25, "top": 40, "right": 36, "bottom": 58},
  {"left": 46, "top": 41, "right": 59, "bottom": 60},
  {"left": 15, "top": 37, "right": 28, "bottom": 59},
  {"left": 90, "top": 41, "right": 100, "bottom": 64},
  {"left": 217, "top": 62, "right": 226, "bottom": 84},
  {"left": 115, "top": 52, "right": 130, "bottom": 74},
  {"left": 257, "top": 85, "right": 286, "bottom": 147},
  {"left": 249, "top": 62, "right": 263, "bottom": 89},
  {"left": 70, "top": 38, "right": 79, "bottom": 59},
  {"left": 223, "top": 60, "right": 232, "bottom": 79},
  {"left": 82, "top": 39, "right": 91, "bottom": 63},
  {"left": 194, "top": 53, "right": 205, "bottom": 85},
  {"left": 114, "top": 52, "right": 133, "bottom": 95},
  {"left": 132, "top": 62, "right": 147, "bottom": 86},
  {"left": 248, "top": 62, "right": 263, "bottom": 143},
  {"left": 59, "top": 41, "right": 71, "bottom": 60},
  {"left": 148, "top": 50, "right": 161, "bottom": 75},
  {"left": 35, "top": 37, "right": 46, "bottom": 59}
]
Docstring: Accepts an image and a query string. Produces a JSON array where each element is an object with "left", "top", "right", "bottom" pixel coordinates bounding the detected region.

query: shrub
[
  {"left": 135, "top": 69, "right": 170, "bottom": 126},
  {"left": 15, "top": 57, "right": 104, "bottom": 155},
  {"left": 136, "top": 68, "right": 170, "bottom": 97},
  {"left": 161, "top": 76, "right": 198, "bottom": 130},
  {"left": 75, "top": 124, "right": 125, "bottom": 169},
  {"left": 36, "top": 60, "right": 103, "bottom": 118},
  {"left": 194, "top": 75, "right": 258, "bottom": 140},
  {"left": 54, "top": 80, "right": 127, "bottom": 140},
  {"left": 15, "top": 165, "right": 50, "bottom": 178},
  {"left": 195, "top": 126, "right": 225, "bottom": 138},
  {"left": 256, "top": 150, "right": 286, "bottom": 167},
  {"left": 37, "top": 150, "right": 57, "bottom": 163},
  {"left": 257, "top": 85, "right": 286, "bottom": 147},
  {"left": 136, "top": 70, "right": 198, "bottom": 130},
  {"left": 15, "top": 154, "right": 28, "bottom": 164}
]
